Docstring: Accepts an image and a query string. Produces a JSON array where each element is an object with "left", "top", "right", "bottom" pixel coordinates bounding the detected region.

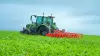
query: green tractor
[{"left": 20, "top": 13, "right": 58, "bottom": 35}]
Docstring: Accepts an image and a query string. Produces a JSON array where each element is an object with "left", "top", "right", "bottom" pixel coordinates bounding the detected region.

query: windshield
[{"left": 36, "top": 16, "right": 42, "bottom": 25}]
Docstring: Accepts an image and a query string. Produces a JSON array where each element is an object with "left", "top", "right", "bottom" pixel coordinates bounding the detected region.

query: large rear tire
[{"left": 38, "top": 26, "right": 49, "bottom": 36}]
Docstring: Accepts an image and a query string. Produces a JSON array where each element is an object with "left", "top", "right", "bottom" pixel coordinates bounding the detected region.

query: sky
[{"left": 0, "top": 0, "right": 100, "bottom": 35}]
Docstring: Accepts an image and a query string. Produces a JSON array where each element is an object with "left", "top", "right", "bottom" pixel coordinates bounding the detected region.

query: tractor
[{"left": 20, "top": 13, "right": 58, "bottom": 35}]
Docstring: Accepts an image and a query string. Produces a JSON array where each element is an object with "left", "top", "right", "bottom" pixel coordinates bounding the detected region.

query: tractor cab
[{"left": 30, "top": 14, "right": 54, "bottom": 26}]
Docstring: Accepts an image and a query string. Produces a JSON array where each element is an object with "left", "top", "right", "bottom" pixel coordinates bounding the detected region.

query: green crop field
[{"left": 0, "top": 31, "right": 100, "bottom": 56}]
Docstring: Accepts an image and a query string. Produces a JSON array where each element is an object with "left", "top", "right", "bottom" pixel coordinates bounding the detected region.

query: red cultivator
[{"left": 46, "top": 30, "right": 82, "bottom": 38}]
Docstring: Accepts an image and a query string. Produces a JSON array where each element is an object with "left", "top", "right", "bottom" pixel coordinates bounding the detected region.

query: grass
[{"left": 0, "top": 31, "right": 100, "bottom": 56}]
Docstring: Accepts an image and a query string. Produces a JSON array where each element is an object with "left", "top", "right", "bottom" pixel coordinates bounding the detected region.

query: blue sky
[{"left": 0, "top": 0, "right": 100, "bottom": 35}]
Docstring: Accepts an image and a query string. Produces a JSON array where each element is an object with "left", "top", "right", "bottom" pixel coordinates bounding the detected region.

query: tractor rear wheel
[
  {"left": 41, "top": 31, "right": 48, "bottom": 36},
  {"left": 38, "top": 26, "right": 49, "bottom": 36}
]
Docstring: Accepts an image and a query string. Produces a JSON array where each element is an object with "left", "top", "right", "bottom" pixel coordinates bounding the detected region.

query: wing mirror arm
[{"left": 30, "top": 15, "right": 37, "bottom": 24}]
